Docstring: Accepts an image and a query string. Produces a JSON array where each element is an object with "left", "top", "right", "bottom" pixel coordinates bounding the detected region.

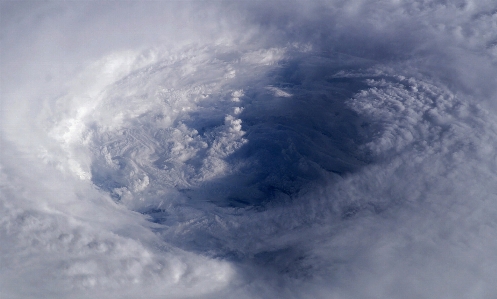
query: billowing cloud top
[{"left": 2, "top": 1, "right": 497, "bottom": 298}]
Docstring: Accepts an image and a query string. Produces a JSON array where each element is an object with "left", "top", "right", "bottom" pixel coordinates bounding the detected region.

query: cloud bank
[{"left": 2, "top": 1, "right": 497, "bottom": 298}]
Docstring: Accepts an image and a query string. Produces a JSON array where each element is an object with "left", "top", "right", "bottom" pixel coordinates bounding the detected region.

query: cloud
[{"left": 2, "top": 0, "right": 497, "bottom": 298}]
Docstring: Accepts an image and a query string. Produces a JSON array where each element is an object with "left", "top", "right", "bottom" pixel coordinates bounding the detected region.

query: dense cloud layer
[{"left": 2, "top": 1, "right": 497, "bottom": 298}]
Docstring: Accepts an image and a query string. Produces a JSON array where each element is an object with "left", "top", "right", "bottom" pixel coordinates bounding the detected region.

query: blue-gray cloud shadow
[{"left": 177, "top": 52, "right": 381, "bottom": 209}]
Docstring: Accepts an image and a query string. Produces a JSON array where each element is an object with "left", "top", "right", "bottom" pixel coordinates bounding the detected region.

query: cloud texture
[{"left": 2, "top": 0, "right": 497, "bottom": 298}]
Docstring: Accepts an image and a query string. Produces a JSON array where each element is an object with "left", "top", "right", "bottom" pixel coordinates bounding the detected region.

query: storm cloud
[{"left": 2, "top": 1, "right": 497, "bottom": 298}]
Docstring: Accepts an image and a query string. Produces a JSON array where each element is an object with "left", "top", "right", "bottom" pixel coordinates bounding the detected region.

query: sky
[{"left": 2, "top": 1, "right": 497, "bottom": 298}]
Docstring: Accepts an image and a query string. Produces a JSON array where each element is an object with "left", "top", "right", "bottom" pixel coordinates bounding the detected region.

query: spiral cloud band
[{"left": 2, "top": 1, "right": 497, "bottom": 298}]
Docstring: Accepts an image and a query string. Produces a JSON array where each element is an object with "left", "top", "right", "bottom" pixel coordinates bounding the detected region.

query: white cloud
[{"left": 2, "top": 0, "right": 497, "bottom": 298}]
